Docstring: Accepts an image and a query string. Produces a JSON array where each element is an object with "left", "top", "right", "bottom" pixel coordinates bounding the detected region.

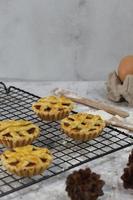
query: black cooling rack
[{"left": 0, "top": 81, "right": 133, "bottom": 198}]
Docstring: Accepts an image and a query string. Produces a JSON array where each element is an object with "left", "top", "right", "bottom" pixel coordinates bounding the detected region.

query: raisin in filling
[
  {"left": 26, "top": 162, "right": 36, "bottom": 167},
  {"left": 32, "top": 148, "right": 37, "bottom": 151},
  {"left": 94, "top": 124, "right": 100, "bottom": 127},
  {"left": 44, "top": 107, "right": 51, "bottom": 111},
  {"left": 27, "top": 128, "right": 35, "bottom": 134},
  {"left": 3, "top": 155, "right": 8, "bottom": 159},
  {"left": 68, "top": 117, "right": 75, "bottom": 121},
  {"left": 10, "top": 149, "right": 16, "bottom": 152},
  {"left": 3, "top": 132, "right": 13, "bottom": 138},
  {"left": 72, "top": 127, "right": 81, "bottom": 131},
  {"left": 89, "top": 128, "right": 96, "bottom": 131},
  {"left": 64, "top": 122, "right": 70, "bottom": 127},
  {"left": 10, "top": 160, "right": 19, "bottom": 166},
  {"left": 62, "top": 103, "right": 70, "bottom": 106},
  {"left": 86, "top": 116, "right": 92, "bottom": 119},
  {"left": 81, "top": 122, "right": 86, "bottom": 125},
  {"left": 35, "top": 105, "right": 41, "bottom": 110},
  {"left": 58, "top": 107, "right": 64, "bottom": 111},
  {"left": 41, "top": 158, "right": 47, "bottom": 163}
]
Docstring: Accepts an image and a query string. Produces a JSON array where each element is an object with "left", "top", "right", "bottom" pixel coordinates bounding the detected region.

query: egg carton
[{"left": 107, "top": 72, "right": 133, "bottom": 106}]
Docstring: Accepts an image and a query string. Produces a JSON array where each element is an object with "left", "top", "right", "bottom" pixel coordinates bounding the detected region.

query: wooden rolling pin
[
  {"left": 68, "top": 96, "right": 129, "bottom": 118},
  {"left": 106, "top": 117, "right": 133, "bottom": 132},
  {"left": 52, "top": 88, "right": 129, "bottom": 118}
]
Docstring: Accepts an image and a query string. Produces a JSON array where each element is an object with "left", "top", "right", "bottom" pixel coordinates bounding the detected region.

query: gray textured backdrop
[{"left": 0, "top": 0, "right": 133, "bottom": 81}]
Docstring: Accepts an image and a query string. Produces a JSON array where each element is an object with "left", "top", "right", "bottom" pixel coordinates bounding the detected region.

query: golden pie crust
[
  {"left": 61, "top": 113, "right": 106, "bottom": 141},
  {"left": 1, "top": 145, "right": 53, "bottom": 177},
  {"left": 32, "top": 96, "right": 74, "bottom": 121},
  {"left": 0, "top": 120, "right": 40, "bottom": 148}
]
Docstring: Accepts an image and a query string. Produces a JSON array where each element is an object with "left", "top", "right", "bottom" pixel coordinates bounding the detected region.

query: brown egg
[{"left": 118, "top": 55, "right": 133, "bottom": 82}]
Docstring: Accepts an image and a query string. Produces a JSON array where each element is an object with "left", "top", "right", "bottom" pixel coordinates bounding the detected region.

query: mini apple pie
[
  {"left": 1, "top": 145, "right": 53, "bottom": 177},
  {"left": 32, "top": 96, "right": 74, "bottom": 121},
  {"left": 0, "top": 120, "right": 40, "bottom": 148},
  {"left": 61, "top": 113, "right": 106, "bottom": 141}
]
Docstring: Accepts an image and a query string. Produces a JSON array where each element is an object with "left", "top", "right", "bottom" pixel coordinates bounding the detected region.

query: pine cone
[
  {"left": 127, "top": 149, "right": 133, "bottom": 166},
  {"left": 121, "top": 163, "right": 133, "bottom": 189},
  {"left": 66, "top": 168, "right": 105, "bottom": 200}
]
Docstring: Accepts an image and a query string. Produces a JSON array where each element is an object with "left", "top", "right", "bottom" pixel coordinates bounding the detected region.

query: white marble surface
[
  {"left": 0, "top": 80, "right": 133, "bottom": 200},
  {"left": 1, "top": 0, "right": 133, "bottom": 80}
]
